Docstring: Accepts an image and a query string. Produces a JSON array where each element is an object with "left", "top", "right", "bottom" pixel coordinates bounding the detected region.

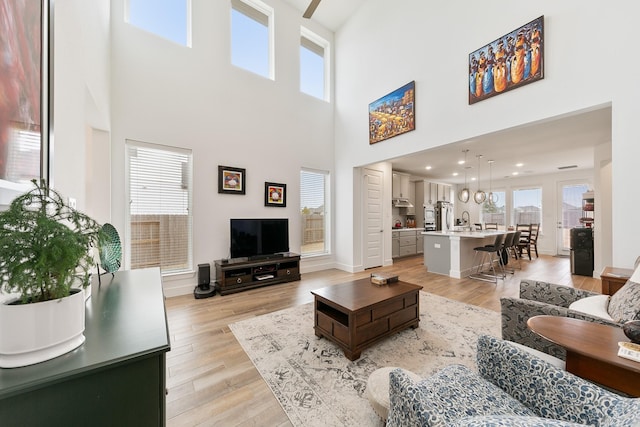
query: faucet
[{"left": 461, "top": 210, "right": 470, "bottom": 225}]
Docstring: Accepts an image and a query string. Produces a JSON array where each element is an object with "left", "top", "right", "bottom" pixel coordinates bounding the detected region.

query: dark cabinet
[
  {"left": 570, "top": 228, "right": 594, "bottom": 276},
  {"left": 0, "top": 268, "right": 170, "bottom": 426},
  {"left": 215, "top": 253, "right": 301, "bottom": 295}
]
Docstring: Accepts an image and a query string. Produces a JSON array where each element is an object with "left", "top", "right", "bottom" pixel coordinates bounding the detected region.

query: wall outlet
[
  {"left": 68, "top": 197, "right": 77, "bottom": 209},
  {"left": 434, "top": 243, "right": 441, "bottom": 248}
]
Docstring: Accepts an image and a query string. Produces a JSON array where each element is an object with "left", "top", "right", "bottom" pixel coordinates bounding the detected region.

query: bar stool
[
  {"left": 508, "top": 230, "right": 522, "bottom": 270},
  {"left": 469, "top": 233, "right": 505, "bottom": 283},
  {"left": 500, "top": 232, "right": 516, "bottom": 274}
]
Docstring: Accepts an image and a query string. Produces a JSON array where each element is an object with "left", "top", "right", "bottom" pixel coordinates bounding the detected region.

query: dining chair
[
  {"left": 528, "top": 223, "right": 540, "bottom": 258},
  {"left": 484, "top": 223, "right": 498, "bottom": 230},
  {"left": 516, "top": 224, "right": 533, "bottom": 260}
]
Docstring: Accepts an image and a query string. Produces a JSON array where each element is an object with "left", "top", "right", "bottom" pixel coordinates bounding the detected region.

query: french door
[{"left": 556, "top": 181, "right": 589, "bottom": 256}]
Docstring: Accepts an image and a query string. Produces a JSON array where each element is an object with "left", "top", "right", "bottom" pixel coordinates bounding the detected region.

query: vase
[
  {"left": 0, "top": 289, "right": 86, "bottom": 368},
  {"left": 623, "top": 320, "right": 640, "bottom": 344}
]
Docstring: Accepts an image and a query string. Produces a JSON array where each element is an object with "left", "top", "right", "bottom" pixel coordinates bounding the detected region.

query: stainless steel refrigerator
[{"left": 436, "top": 201, "right": 453, "bottom": 232}]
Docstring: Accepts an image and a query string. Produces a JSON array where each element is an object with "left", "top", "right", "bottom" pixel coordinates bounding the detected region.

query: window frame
[
  {"left": 125, "top": 0, "right": 192, "bottom": 47},
  {"left": 125, "top": 139, "right": 194, "bottom": 275},
  {"left": 480, "top": 190, "right": 506, "bottom": 228},
  {"left": 230, "top": 0, "right": 275, "bottom": 80},
  {"left": 300, "top": 168, "right": 331, "bottom": 258},
  {"left": 511, "top": 186, "right": 543, "bottom": 229},
  {"left": 300, "top": 27, "right": 330, "bottom": 101}
]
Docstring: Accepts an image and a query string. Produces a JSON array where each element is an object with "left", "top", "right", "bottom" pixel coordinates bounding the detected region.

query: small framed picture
[
  {"left": 218, "top": 166, "right": 246, "bottom": 195},
  {"left": 264, "top": 182, "right": 286, "bottom": 207}
]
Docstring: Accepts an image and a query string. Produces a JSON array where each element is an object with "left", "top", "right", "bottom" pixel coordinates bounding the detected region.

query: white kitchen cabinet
[
  {"left": 392, "top": 229, "right": 418, "bottom": 258},
  {"left": 392, "top": 231, "right": 400, "bottom": 258},
  {"left": 392, "top": 172, "right": 411, "bottom": 199},
  {"left": 437, "top": 183, "right": 450, "bottom": 202},
  {"left": 399, "top": 230, "right": 417, "bottom": 257},
  {"left": 406, "top": 181, "right": 416, "bottom": 215}
]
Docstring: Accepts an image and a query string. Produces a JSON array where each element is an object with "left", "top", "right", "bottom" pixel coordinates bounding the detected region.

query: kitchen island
[{"left": 421, "top": 230, "right": 504, "bottom": 278}]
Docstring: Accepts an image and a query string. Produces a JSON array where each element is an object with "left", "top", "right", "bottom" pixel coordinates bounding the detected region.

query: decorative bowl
[{"left": 623, "top": 320, "right": 640, "bottom": 344}]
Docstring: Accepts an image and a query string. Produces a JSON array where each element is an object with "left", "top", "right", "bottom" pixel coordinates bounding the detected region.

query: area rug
[{"left": 229, "top": 292, "right": 500, "bottom": 427}]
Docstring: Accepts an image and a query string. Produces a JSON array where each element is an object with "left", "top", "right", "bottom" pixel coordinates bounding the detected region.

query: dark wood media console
[{"left": 214, "top": 253, "right": 301, "bottom": 295}]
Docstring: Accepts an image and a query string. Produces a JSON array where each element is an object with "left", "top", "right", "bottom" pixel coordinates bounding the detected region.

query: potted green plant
[{"left": 0, "top": 179, "right": 103, "bottom": 368}]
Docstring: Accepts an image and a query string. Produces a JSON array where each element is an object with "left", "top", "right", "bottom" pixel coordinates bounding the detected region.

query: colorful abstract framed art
[
  {"left": 264, "top": 182, "right": 286, "bottom": 207},
  {"left": 369, "top": 81, "right": 415, "bottom": 144},
  {"left": 0, "top": 0, "right": 52, "bottom": 203},
  {"left": 218, "top": 166, "right": 246, "bottom": 195},
  {"left": 469, "top": 16, "right": 544, "bottom": 105}
]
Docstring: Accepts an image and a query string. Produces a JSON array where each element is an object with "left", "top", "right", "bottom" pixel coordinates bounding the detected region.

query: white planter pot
[{"left": 0, "top": 289, "right": 86, "bottom": 368}]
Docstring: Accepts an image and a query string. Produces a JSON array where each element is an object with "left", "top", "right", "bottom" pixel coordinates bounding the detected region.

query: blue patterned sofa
[
  {"left": 501, "top": 276, "right": 640, "bottom": 360},
  {"left": 387, "top": 335, "right": 640, "bottom": 427}
]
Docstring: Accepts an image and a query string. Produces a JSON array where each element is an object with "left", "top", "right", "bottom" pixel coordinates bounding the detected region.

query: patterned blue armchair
[
  {"left": 501, "top": 278, "right": 640, "bottom": 360},
  {"left": 387, "top": 335, "right": 640, "bottom": 427}
]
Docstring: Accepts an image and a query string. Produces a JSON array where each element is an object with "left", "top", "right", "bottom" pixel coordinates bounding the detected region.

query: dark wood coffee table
[
  {"left": 528, "top": 315, "right": 640, "bottom": 396},
  {"left": 311, "top": 278, "right": 422, "bottom": 360}
]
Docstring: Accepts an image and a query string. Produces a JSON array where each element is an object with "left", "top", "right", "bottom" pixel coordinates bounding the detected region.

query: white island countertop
[{"left": 421, "top": 230, "right": 504, "bottom": 238}]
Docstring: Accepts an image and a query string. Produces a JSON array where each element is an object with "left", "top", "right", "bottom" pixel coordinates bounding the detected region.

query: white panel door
[{"left": 364, "top": 168, "right": 384, "bottom": 269}]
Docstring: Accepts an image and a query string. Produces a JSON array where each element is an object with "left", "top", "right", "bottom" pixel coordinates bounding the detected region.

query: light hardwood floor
[{"left": 165, "top": 254, "right": 601, "bottom": 426}]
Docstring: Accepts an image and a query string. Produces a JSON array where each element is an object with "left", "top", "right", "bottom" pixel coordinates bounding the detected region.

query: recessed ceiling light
[
  {"left": 512, "top": 171, "right": 519, "bottom": 176},
  {"left": 453, "top": 172, "right": 459, "bottom": 176},
  {"left": 515, "top": 163, "right": 524, "bottom": 167},
  {"left": 471, "top": 177, "right": 477, "bottom": 181},
  {"left": 457, "top": 160, "right": 465, "bottom": 165},
  {"left": 425, "top": 166, "right": 432, "bottom": 170}
]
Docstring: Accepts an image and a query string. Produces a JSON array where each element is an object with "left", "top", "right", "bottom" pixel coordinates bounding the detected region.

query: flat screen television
[{"left": 230, "top": 218, "right": 289, "bottom": 260}]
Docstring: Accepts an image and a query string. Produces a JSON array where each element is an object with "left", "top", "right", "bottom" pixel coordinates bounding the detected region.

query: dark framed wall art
[
  {"left": 0, "top": 0, "right": 52, "bottom": 203},
  {"left": 369, "top": 80, "right": 415, "bottom": 144},
  {"left": 264, "top": 182, "right": 286, "bottom": 207},
  {"left": 218, "top": 165, "right": 246, "bottom": 195},
  {"left": 469, "top": 15, "right": 544, "bottom": 105}
]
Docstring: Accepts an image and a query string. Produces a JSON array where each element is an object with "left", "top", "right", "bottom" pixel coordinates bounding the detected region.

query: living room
[
  {"left": 47, "top": 0, "right": 636, "bottom": 294},
  {"left": 4, "top": 0, "right": 640, "bottom": 425}
]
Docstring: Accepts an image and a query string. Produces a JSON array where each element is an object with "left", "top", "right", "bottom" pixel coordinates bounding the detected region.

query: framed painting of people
[
  {"left": 469, "top": 16, "right": 544, "bottom": 105},
  {"left": 369, "top": 81, "right": 415, "bottom": 144}
]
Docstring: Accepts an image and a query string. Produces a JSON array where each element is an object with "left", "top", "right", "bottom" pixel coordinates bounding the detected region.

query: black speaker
[
  {"left": 198, "top": 263, "right": 210, "bottom": 288},
  {"left": 194, "top": 263, "right": 215, "bottom": 299}
]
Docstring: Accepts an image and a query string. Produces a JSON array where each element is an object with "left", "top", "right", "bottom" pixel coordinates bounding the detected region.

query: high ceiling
[
  {"left": 283, "top": 0, "right": 368, "bottom": 31},
  {"left": 283, "top": 1, "right": 612, "bottom": 185},
  {"left": 387, "top": 106, "right": 611, "bottom": 185}
]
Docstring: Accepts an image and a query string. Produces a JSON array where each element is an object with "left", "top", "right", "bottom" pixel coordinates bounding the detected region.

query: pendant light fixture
[
  {"left": 473, "top": 154, "right": 486, "bottom": 204},
  {"left": 457, "top": 149, "right": 470, "bottom": 203},
  {"left": 487, "top": 160, "right": 498, "bottom": 205}
]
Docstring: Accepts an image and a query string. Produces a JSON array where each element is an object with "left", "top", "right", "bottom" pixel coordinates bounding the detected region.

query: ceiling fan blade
[{"left": 303, "top": 0, "right": 321, "bottom": 19}]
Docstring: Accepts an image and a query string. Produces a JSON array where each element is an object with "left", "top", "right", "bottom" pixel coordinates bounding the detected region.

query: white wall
[
  {"left": 334, "top": 0, "right": 640, "bottom": 271},
  {"left": 53, "top": 0, "right": 111, "bottom": 204},
  {"left": 108, "top": 0, "right": 335, "bottom": 295}
]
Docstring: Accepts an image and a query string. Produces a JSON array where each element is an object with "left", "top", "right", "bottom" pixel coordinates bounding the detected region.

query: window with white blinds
[
  {"left": 300, "top": 169, "right": 330, "bottom": 256},
  {"left": 126, "top": 141, "right": 193, "bottom": 274}
]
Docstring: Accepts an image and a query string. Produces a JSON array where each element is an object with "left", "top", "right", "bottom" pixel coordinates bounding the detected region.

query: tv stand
[
  {"left": 248, "top": 253, "right": 284, "bottom": 261},
  {"left": 214, "top": 253, "right": 301, "bottom": 295}
]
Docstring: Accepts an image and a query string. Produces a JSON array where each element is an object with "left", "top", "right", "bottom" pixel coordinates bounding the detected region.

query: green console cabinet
[{"left": 0, "top": 268, "right": 171, "bottom": 426}]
